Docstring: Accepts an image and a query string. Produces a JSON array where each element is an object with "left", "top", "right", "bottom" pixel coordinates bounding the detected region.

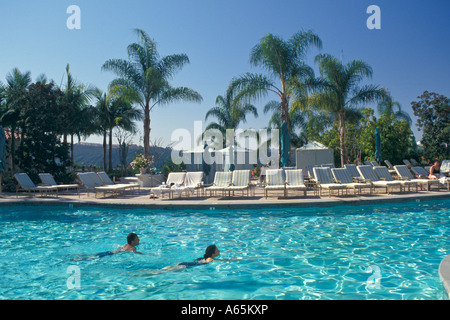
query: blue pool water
[{"left": 0, "top": 198, "right": 449, "bottom": 300}]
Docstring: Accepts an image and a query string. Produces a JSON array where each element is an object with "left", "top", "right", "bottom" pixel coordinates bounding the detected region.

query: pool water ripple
[{"left": 0, "top": 198, "right": 449, "bottom": 300}]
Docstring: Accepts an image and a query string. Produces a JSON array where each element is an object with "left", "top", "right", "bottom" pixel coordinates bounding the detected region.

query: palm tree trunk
[
  {"left": 103, "top": 130, "right": 107, "bottom": 171},
  {"left": 70, "top": 134, "right": 74, "bottom": 166},
  {"left": 143, "top": 103, "right": 151, "bottom": 159},
  {"left": 108, "top": 127, "right": 113, "bottom": 172},
  {"left": 280, "top": 95, "right": 290, "bottom": 165},
  {"left": 339, "top": 112, "right": 347, "bottom": 166},
  {"left": 10, "top": 127, "right": 16, "bottom": 173}
]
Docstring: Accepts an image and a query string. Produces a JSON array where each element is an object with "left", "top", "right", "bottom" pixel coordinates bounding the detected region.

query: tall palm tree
[
  {"left": 94, "top": 88, "right": 142, "bottom": 172},
  {"left": 263, "top": 100, "right": 308, "bottom": 148},
  {"left": 309, "top": 54, "right": 388, "bottom": 166},
  {"left": 203, "top": 88, "right": 258, "bottom": 148},
  {"left": 60, "top": 64, "right": 97, "bottom": 165},
  {"left": 1, "top": 68, "right": 32, "bottom": 173},
  {"left": 376, "top": 91, "right": 412, "bottom": 126},
  {"left": 230, "top": 30, "right": 322, "bottom": 162},
  {"left": 102, "top": 29, "right": 203, "bottom": 159}
]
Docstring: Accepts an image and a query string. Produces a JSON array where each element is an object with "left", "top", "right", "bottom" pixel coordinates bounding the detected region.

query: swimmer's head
[
  {"left": 204, "top": 245, "right": 220, "bottom": 259},
  {"left": 127, "top": 233, "right": 140, "bottom": 246}
]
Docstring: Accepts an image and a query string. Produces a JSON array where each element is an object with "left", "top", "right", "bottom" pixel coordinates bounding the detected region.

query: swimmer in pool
[
  {"left": 73, "top": 233, "right": 142, "bottom": 260},
  {"left": 177, "top": 244, "right": 220, "bottom": 267},
  {"left": 137, "top": 245, "right": 240, "bottom": 275}
]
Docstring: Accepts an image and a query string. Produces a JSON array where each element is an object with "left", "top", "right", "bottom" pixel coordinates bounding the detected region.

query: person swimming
[
  {"left": 136, "top": 245, "right": 237, "bottom": 275},
  {"left": 73, "top": 233, "right": 142, "bottom": 260},
  {"left": 177, "top": 245, "right": 220, "bottom": 268}
]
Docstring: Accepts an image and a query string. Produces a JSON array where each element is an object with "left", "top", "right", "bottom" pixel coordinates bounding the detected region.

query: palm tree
[
  {"left": 94, "top": 88, "right": 142, "bottom": 172},
  {"left": 376, "top": 91, "right": 412, "bottom": 126},
  {"left": 102, "top": 29, "right": 203, "bottom": 159},
  {"left": 309, "top": 54, "right": 388, "bottom": 166},
  {"left": 263, "top": 100, "right": 308, "bottom": 148},
  {"left": 203, "top": 88, "right": 258, "bottom": 148},
  {"left": 1, "top": 68, "right": 32, "bottom": 173},
  {"left": 60, "top": 64, "right": 97, "bottom": 165},
  {"left": 229, "top": 30, "right": 322, "bottom": 162}
]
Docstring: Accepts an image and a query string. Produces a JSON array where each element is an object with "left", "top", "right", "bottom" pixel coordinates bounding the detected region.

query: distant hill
[{"left": 72, "top": 143, "right": 172, "bottom": 169}]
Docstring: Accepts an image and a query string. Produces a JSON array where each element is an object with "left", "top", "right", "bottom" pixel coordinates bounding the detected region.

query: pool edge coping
[
  {"left": 1, "top": 190, "right": 449, "bottom": 210},
  {"left": 439, "top": 255, "right": 450, "bottom": 299}
]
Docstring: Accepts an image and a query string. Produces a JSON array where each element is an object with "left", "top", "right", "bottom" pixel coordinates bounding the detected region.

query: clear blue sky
[{"left": 1, "top": 0, "right": 449, "bottom": 148}]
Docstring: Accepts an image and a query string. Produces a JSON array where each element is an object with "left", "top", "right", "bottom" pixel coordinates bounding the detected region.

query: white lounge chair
[
  {"left": 331, "top": 168, "right": 372, "bottom": 195},
  {"left": 313, "top": 167, "right": 347, "bottom": 197},
  {"left": 285, "top": 169, "right": 307, "bottom": 197},
  {"left": 205, "top": 172, "right": 232, "bottom": 196},
  {"left": 39, "top": 173, "right": 80, "bottom": 197},
  {"left": 170, "top": 171, "right": 205, "bottom": 198},
  {"left": 306, "top": 165, "right": 320, "bottom": 179},
  {"left": 97, "top": 171, "right": 140, "bottom": 194},
  {"left": 403, "top": 159, "right": 412, "bottom": 168},
  {"left": 373, "top": 166, "right": 417, "bottom": 192},
  {"left": 150, "top": 172, "right": 186, "bottom": 199},
  {"left": 344, "top": 164, "right": 364, "bottom": 181},
  {"left": 357, "top": 165, "right": 401, "bottom": 194},
  {"left": 394, "top": 165, "right": 437, "bottom": 191},
  {"left": 264, "top": 169, "right": 286, "bottom": 198},
  {"left": 224, "top": 170, "right": 251, "bottom": 197},
  {"left": 383, "top": 160, "right": 397, "bottom": 175},
  {"left": 77, "top": 172, "right": 127, "bottom": 198},
  {"left": 14, "top": 173, "right": 58, "bottom": 197}
]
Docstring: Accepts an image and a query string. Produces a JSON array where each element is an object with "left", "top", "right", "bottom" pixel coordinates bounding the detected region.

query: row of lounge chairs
[
  {"left": 76, "top": 172, "right": 140, "bottom": 198},
  {"left": 150, "top": 170, "right": 254, "bottom": 199},
  {"left": 151, "top": 171, "right": 205, "bottom": 199},
  {"left": 13, "top": 162, "right": 448, "bottom": 199},
  {"left": 306, "top": 164, "right": 448, "bottom": 197},
  {"left": 14, "top": 171, "right": 140, "bottom": 198},
  {"left": 14, "top": 173, "right": 80, "bottom": 197}
]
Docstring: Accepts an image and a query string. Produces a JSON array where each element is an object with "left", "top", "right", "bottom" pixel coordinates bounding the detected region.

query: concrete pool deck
[{"left": 1, "top": 186, "right": 449, "bottom": 298}]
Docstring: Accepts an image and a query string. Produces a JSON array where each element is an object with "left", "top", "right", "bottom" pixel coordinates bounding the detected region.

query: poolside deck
[{"left": 1, "top": 184, "right": 449, "bottom": 209}]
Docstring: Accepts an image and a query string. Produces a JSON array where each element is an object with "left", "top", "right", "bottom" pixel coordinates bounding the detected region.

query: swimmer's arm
[{"left": 214, "top": 257, "right": 249, "bottom": 262}]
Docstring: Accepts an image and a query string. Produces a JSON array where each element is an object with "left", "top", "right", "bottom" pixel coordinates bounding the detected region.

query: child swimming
[{"left": 136, "top": 245, "right": 240, "bottom": 275}]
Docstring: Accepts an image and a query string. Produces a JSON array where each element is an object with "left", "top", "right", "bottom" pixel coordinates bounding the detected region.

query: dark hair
[
  {"left": 203, "top": 245, "right": 217, "bottom": 259},
  {"left": 127, "top": 233, "right": 138, "bottom": 245}
]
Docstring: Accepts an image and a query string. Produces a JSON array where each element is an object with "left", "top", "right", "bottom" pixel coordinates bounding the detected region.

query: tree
[
  {"left": 102, "top": 29, "right": 203, "bottom": 159},
  {"left": 229, "top": 30, "right": 322, "bottom": 163},
  {"left": 263, "top": 100, "right": 308, "bottom": 149},
  {"left": 94, "top": 88, "right": 142, "bottom": 172},
  {"left": 15, "top": 82, "right": 70, "bottom": 181},
  {"left": 0, "top": 68, "right": 32, "bottom": 173},
  {"left": 60, "top": 64, "right": 97, "bottom": 165},
  {"left": 411, "top": 91, "right": 450, "bottom": 160},
  {"left": 203, "top": 87, "right": 258, "bottom": 148},
  {"left": 376, "top": 91, "right": 412, "bottom": 126},
  {"left": 309, "top": 54, "right": 388, "bottom": 166},
  {"left": 358, "top": 108, "right": 415, "bottom": 164}
]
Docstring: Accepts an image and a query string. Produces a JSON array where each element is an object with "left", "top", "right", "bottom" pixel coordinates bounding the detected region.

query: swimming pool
[{"left": 0, "top": 198, "right": 448, "bottom": 300}]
